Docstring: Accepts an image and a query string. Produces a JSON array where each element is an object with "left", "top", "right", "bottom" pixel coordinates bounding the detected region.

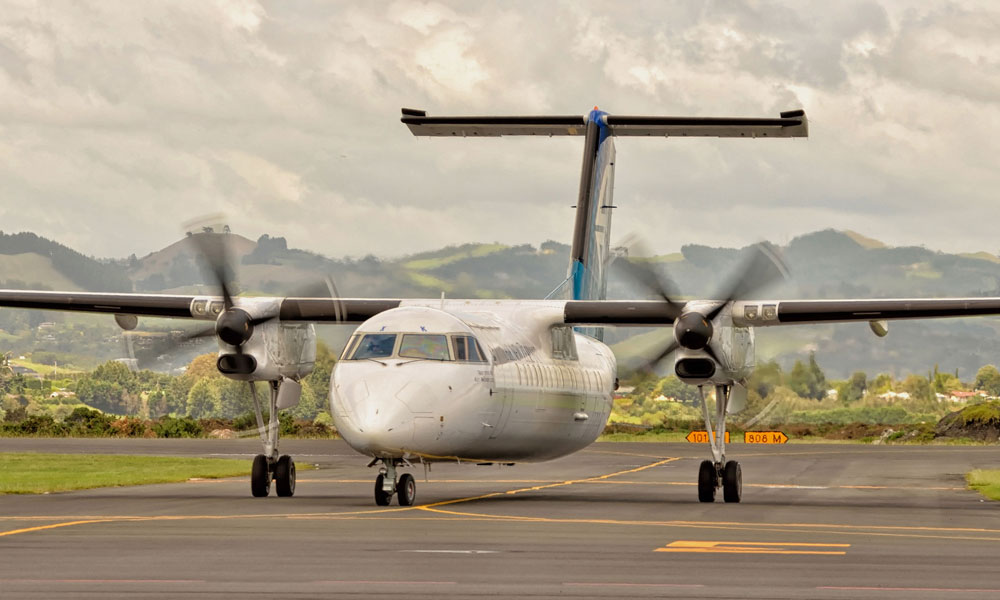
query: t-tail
[{"left": 401, "top": 106, "right": 808, "bottom": 338}]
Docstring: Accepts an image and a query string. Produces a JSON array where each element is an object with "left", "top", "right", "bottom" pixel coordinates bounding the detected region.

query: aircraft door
[{"left": 489, "top": 362, "right": 516, "bottom": 439}]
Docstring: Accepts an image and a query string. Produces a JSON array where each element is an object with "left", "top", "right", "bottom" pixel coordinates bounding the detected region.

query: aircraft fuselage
[{"left": 331, "top": 301, "right": 616, "bottom": 463}]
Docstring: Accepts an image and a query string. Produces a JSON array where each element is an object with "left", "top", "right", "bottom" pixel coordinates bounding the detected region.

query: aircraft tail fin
[{"left": 402, "top": 107, "right": 808, "bottom": 331}]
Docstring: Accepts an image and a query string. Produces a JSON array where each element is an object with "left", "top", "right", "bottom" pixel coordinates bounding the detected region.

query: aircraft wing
[
  {"left": 731, "top": 298, "right": 1000, "bottom": 327},
  {"left": 0, "top": 290, "right": 198, "bottom": 318},
  {"left": 0, "top": 290, "right": 401, "bottom": 324},
  {"left": 562, "top": 298, "right": 1000, "bottom": 327}
]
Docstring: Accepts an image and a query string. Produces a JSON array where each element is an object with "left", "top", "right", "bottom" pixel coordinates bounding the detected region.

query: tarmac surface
[{"left": 1, "top": 438, "right": 999, "bottom": 599}]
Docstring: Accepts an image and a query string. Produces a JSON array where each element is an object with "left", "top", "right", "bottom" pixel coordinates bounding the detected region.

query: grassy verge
[
  {"left": 967, "top": 469, "right": 1000, "bottom": 501},
  {"left": 0, "top": 453, "right": 255, "bottom": 494}
]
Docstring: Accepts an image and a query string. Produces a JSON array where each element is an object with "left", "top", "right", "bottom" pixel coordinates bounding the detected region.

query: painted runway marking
[
  {"left": 0, "top": 519, "right": 113, "bottom": 538},
  {"left": 656, "top": 540, "right": 849, "bottom": 555},
  {"left": 417, "top": 457, "right": 682, "bottom": 510},
  {"left": 564, "top": 582, "right": 704, "bottom": 588},
  {"left": 178, "top": 478, "right": 965, "bottom": 491},
  {"left": 311, "top": 580, "right": 457, "bottom": 585},
  {"left": 819, "top": 586, "right": 1000, "bottom": 593},
  {"left": 400, "top": 549, "right": 499, "bottom": 554},
  {"left": 0, "top": 578, "right": 206, "bottom": 584}
]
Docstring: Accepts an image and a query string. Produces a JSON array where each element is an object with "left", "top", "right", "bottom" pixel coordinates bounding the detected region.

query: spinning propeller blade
[{"left": 618, "top": 240, "right": 789, "bottom": 374}]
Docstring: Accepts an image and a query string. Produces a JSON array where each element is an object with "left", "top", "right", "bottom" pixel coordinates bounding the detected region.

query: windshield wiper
[
  {"left": 396, "top": 357, "right": 447, "bottom": 365},
  {"left": 361, "top": 357, "right": 388, "bottom": 366}
]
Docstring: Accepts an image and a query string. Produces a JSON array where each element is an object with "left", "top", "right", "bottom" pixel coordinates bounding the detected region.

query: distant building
[{"left": 946, "top": 390, "right": 986, "bottom": 403}]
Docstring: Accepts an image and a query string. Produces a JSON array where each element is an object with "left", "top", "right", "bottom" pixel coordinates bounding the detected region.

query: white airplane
[{"left": 4, "top": 107, "right": 1000, "bottom": 506}]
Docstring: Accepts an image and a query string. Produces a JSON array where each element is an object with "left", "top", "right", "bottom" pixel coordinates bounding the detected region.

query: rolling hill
[{"left": 4, "top": 228, "right": 1000, "bottom": 379}]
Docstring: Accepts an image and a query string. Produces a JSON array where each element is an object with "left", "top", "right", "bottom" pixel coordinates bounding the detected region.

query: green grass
[
  {"left": 0, "top": 453, "right": 256, "bottom": 494},
  {"left": 11, "top": 359, "right": 84, "bottom": 376},
  {"left": 960, "top": 401, "right": 1000, "bottom": 425},
  {"left": 405, "top": 271, "right": 454, "bottom": 292},
  {"left": 403, "top": 243, "right": 508, "bottom": 270},
  {"left": 967, "top": 469, "right": 1000, "bottom": 501}
]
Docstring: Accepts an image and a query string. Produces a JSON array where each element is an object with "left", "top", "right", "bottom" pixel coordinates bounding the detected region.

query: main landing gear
[
  {"left": 696, "top": 384, "right": 742, "bottom": 503},
  {"left": 372, "top": 459, "right": 416, "bottom": 506},
  {"left": 248, "top": 380, "right": 297, "bottom": 498}
]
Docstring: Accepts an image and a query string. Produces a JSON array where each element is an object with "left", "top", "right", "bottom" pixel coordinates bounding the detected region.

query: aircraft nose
[{"left": 335, "top": 375, "right": 415, "bottom": 455}]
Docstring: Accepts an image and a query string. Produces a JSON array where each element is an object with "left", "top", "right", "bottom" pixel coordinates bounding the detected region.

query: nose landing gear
[{"left": 372, "top": 459, "right": 417, "bottom": 506}]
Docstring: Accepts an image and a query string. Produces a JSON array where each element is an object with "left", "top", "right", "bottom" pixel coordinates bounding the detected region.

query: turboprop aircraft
[{"left": 4, "top": 106, "right": 1000, "bottom": 507}]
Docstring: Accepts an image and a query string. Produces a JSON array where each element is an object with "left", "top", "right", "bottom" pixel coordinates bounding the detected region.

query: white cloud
[{"left": 0, "top": 0, "right": 999, "bottom": 263}]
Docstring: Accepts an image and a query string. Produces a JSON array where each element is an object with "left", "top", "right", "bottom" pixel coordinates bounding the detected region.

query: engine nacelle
[{"left": 213, "top": 299, "right": 317, "bottom": 382}]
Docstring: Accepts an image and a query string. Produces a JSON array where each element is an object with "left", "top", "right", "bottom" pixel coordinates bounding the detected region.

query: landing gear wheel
[
  {"left": 374, "top": 474, "right": 392, "bottom": 506},
  {"left": 697, "top": 460, "right": 717, "bottom": 503},
  {"left": 723, "top": 460, "right": 742, "bottom": 503},
  {"left": 275, "top": 455, "right": 296, "bottom": 497},
  {"left": 251, "top": 454, "right": 271, "bottom": 498},
  {"left": 397, "top": 473, "right": 416, "bottom": 506}
]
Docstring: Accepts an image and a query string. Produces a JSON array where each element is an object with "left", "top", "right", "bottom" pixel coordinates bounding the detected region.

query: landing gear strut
[
  {"left": 696, "top": 384, "right": 742, "bottom": 503},
  {"left": 372, "top": 459, "right": 416, "bottom": 506},
  {"left": 248, "top": 380, "right": 297, "bottom": 498}
]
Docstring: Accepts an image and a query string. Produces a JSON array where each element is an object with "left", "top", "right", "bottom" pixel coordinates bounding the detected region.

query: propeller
[
  {"left": 167, "top": 217, "right": 349, "bottom": 374},
  {"left": 618, "top": 241, "right": 789, "bottom": 374}
]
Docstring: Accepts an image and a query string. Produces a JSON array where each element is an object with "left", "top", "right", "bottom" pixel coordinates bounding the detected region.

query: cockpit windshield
[
  {"left": 351, "top": 333, "right": 397, "bottom": 359},
  {"left": 399, "top": 334, "right": 450, "bottom": 360},
  {"left": 342, "top": 332, "right": 489, "bottom": 363}
]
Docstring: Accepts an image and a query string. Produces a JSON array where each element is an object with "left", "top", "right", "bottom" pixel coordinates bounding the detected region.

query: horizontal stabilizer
[
  {"left": 401, "top": 113, "right": 588, "bottom": 137},
  {"left": 402, "top": 109, "right": 807, "bottom": 138}
]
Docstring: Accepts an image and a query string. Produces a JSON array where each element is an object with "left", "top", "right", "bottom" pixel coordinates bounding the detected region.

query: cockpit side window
[
  {"left": 350, "top": 333, "right": 397, "bottom": 359},
  {"left": 453, "top": 335, "right": 488, "bottom": 363},
  {"left": 340, "top": 334, "right": 361, "bottom": 360},
  {"left": 399, "top": 334, "right": 451, "bottom": 360}
]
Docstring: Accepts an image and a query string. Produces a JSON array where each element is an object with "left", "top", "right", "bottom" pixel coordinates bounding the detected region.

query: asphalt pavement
[{"left": 1, "top": 438, "right": 998, "bottom": 599}]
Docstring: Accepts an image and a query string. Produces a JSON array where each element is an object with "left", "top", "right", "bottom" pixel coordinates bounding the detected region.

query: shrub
[
  {"left": 152, "top": 416, "right": 203, "bottom": 438},
  {"left": 2, "top": 414, "right": 68, "bottom": 436},
  {"left": 111, "top": 417, "right": 151, "bottom": 438},
  {"left": 64, "top": 407, "right": 115, "bottom": 436}
]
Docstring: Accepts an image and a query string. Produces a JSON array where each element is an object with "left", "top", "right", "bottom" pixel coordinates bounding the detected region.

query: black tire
[
  {"left": 251, "top": 454, "right": 270, "bottom": 498},
  {"left": 275, "top": 455, "right": 296, "bottom": 497},
  {"left": 374, "top": 474, "right": 392, "bottom": 506},
  {"left": 723, "top": 460, "right": 742, "bottom": 503},
  {"left": 697, "top": 460, "right": 717, "bottom": 503},
  {"left": 397, "top": 473, "right": 416, "bottom": 506}
]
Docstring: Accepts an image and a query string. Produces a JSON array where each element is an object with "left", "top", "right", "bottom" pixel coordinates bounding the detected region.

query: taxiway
[{"left": 1, "top": 439, "right": 998, "bottom": 599}]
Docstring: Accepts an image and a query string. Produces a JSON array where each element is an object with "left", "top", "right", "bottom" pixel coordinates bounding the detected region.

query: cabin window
[
  {"left": 399, "top": 334, "right": 451, "bottom": 360},
  {"left": 349, "top": 334, "right": 397, "bottom": 359},
  {"left": 452, "top": 335, "right": 488, "bottom": 363},
  {"left": 551, "top": 326, "right": 578, "bottom": 361}
]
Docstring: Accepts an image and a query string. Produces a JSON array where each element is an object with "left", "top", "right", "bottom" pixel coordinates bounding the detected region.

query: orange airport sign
[
  {"left": 744, "top": 431, "right": 789, "bottom": 444},
  {"left": 685, "top": 431, "right": 730, "bottom": 443}
]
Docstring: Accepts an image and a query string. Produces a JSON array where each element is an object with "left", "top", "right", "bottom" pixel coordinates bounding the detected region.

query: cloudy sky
[{"left": 1, "top": 0, "right": 998, "bottom": 260}]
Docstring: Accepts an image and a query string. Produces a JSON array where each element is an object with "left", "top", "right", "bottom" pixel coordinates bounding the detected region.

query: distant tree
[
  {"left": 932, "top": 365, "right": 963, "bottom": 395},
  {"left": 788, "top": 352, "right": 827, "bottom": 400},
  {"left": 749, "top": 360, "right": 783, "bottom": 398},
  {"left": 900, "top": 374, "right": 933, "bottom": 402},
  {"left": 215, "top": 379, "right": 247, "bottom": 419},
  {"left": 186, "top": 378, "right": 218, "bottom": 418},
  {"left": 869, "top": 373, "right": 893, "bottom": 395},
  {"left": 975, "top": 365, "right": 1000, "bottom": 395},
  {"left": 185, "top": 353, "right": 221, "bottom": 380},
  {"left": 837, "top": 371, "right": 867, "bottom": 405},
  {"left": 303, "top": 341, "right": 335, "bottom": 410},
  {"left": 656, "top": 376, "right": 700, "bottom": 404}
]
